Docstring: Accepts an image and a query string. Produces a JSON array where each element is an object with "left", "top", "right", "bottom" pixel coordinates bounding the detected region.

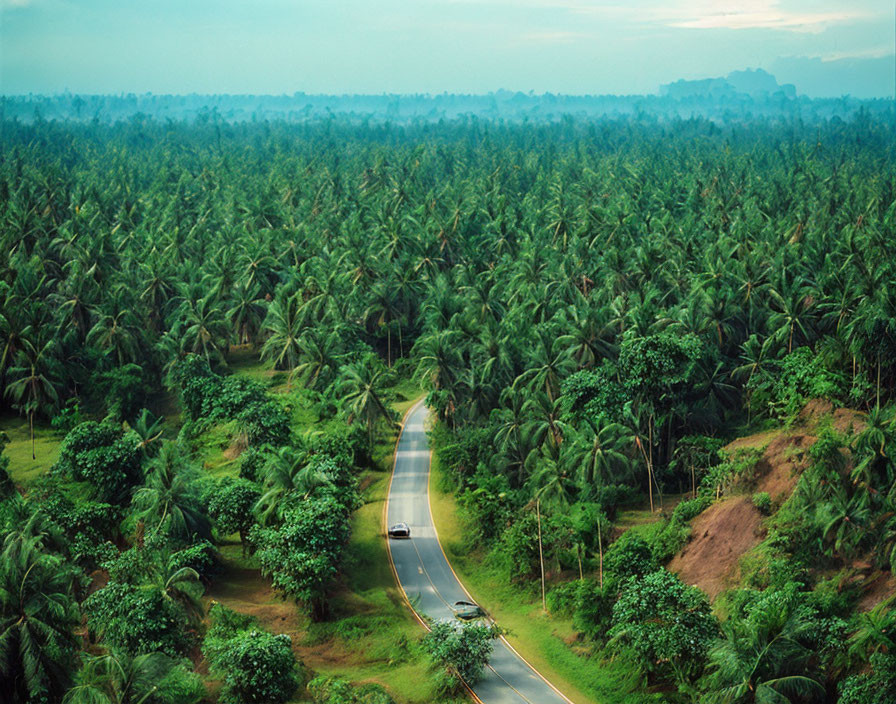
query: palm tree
[
  {"left": 0, "top": 535, "right": 80, "bottom": 703},
  {"left": 86, "top": 294, "right": 143, "bottom": 366},
  {"left": 702, "top": 593, "right": 824, "bottom": 704},
  {"left": 337, "top": 360, "right": 397, "bottom": 448},
  {"left": 260, "top": 292, "right": 306, "bottom": 371},
  {"left": 131, "top": 443, "right": 211, "bottom": 544},
  {"left": 175, "top": 293, "right": 229, "bottom": 363},
  {"left": 4, "top": 332, "right": 60, "bottom": 459},
  {"left": 226, "top": 281, "right": 266, "bottom": 346},
  {"left": 561, "top": 419, "right": 635, "bottom": 494},
  {"left": 255, "top": 445, "right": 333, "bottom": 525},
  {"left": 63, "top": 651, "right": 183, "bottom": 704}
]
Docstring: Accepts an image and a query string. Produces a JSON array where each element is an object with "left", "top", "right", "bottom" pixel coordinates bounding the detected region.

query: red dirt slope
[{"left": 668, "top": 497, "right": 764, "bottom": 600}]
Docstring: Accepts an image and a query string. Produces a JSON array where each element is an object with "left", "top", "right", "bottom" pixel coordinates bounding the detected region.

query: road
[{"left": 386, "top": 401, "right": 573, "bottom": 704}]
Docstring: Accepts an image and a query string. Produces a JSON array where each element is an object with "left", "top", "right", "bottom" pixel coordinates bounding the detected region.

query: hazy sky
[{"left": 1, "top": 0, "right": 893, "bottom": 97}]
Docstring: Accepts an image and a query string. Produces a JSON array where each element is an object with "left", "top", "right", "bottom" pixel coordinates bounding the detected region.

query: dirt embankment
[
  {"left": 668, "top": 497, "right": 764, "bottom": 599},
  {"left": 668, "top": 401, "right": 868, "bottom": 600}
]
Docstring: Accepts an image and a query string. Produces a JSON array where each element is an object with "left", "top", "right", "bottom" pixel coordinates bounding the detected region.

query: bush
[
  {"left": 752, "top": 492, "right": 772, "bottom": 515},
  {"left": 203, "top": 604, "right": 302, "bottom": 704},
  {"left": 604, "top": 532, "right": 657, "bottom": 580},
  {"left": 85, "top": 582, "right": 193, "bottom": 657},
  {"left": 421, "top": 621, "right": 498, "bottom": 695},
  {"left": 548, "top": 579, "right": 615, "bottom": 642},
  {"left": 747, "top": 347, "right": 848, "bottom": 421},
  {"left": 206, "top": 476, "right": 260, "bottom": 543},
  {"left": 307, "top": 676, "right": 396, "bottom": 704},
  {"left": 671, "top": 495, "right": 712, "bottom": 524},
  {"left": 609, "top": 569, "right": 717, "bottom": 678},
  {"left": 55, "top": 421, "right": 143, "bottom": 502}
]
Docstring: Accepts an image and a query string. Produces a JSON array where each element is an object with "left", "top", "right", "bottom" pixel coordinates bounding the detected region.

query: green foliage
[
  {"left": 604, "top": 532, "right": 658, "bottom": 580},
  {"left": 307, "top": 676, "right": 396, "bottom": 704},
  {"left": 0, "top": 526, "right": 81, "bottom": 704},
  {"left": 610, "top": 569, "right": 717, "bottom": 679},
  {"left": 701, "top": 585, "right": 827, "bottom": 703},
  {"left": 203, "top": 604, "right": 301, "bottom": 704},
  {"left": 548, "top": 579, "right": 616, "bottom": 642},
  {"left": 171, "top": 355, "right": 290, "bottom": 445},
  {"left": 752, "top": 492, "right": 771, "bottom": 515},
  {"left": 747, "top": 347, "right": 849, "bottom": 421},
  {"left": 421, "top": 621, "right": 498, "bottom": 694},
  {"left": 84, "top": 581, "right": 193, "bottom": 657},
  {"left": 253, "top": 494, "right": 353, "bottom": 619},
  {"left": 63, "top": 652, "right": 204, "bottom": 704},
  {"left": 492, "top": 510, "right": 575, "bottom": 582},
  {"left": 36, "top": 493, "right": 121, "bottom": 568},
  {"left": 671, "top": 495, "right": 713, "bottom": 524},
  {"left": 839, "top": 652, "right": 896, "bottom": 704},
  {"left": 84, "top": 539, "right": 205, "bottom": 657},
  {"left": 51, "top": 400, "right": 85, "bottom": 434},
  {"left": 55, "top": 421, "right": 143, "bottom": 502},
  {"left": 206, "top": 476, "right": 260, "bottom": 541}
]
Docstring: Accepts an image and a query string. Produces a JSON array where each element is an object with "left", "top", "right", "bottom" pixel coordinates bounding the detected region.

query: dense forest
[{"left": 1, "top": 111, "right": 895, "bottom": 704}]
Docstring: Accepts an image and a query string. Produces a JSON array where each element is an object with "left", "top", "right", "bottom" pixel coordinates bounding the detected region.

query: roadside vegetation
[{"left": 2, "top": 110, "right": 895, "bottom": 703}]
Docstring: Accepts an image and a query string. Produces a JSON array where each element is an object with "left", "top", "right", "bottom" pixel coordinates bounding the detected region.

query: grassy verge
[
  {"left": 429, "top": 452, "right": 659, "bottom": 704},
  {"left": 1, "top": 416, "right": 63, "bottom": 487},
  {"left": 201, "top": 360, "right": 439, "bottom": 702}
]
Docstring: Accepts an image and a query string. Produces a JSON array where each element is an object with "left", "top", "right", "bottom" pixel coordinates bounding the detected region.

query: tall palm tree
[
  {"left": 63, "top": 651, "right": 183, "bottom": 704},
  {"left": 0, "top": 535, "right": 80, "bottom": 703},
  {"left": 337, "top": 360, "right": 397, "bottom": 448},
  {"left": 131, "top": 443, "right": 211, "bottom": 544},
  {"left": 702, "top": 593, "right": 825, "bottom": 704},
  {"left": 260, "top": 292, "right": 306, "bottom": 371},
  {"left": 4, "top": 332, "right": 60, "bottom": 459}
]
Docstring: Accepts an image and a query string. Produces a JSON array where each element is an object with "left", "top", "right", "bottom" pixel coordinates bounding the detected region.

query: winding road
[{"left": 386, "top": 401, "right": 574, "bottom": 704}]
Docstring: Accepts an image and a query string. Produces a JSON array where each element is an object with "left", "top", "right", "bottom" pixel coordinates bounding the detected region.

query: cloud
[
  {"left": 810, "top": 46, "right": 894, "bottom": 62},
  {"left": 1, "top": 0, "right": 37, "bottom": 8},
  {"left": 654, "top": 1, "right": 865, "bottom": 33}
]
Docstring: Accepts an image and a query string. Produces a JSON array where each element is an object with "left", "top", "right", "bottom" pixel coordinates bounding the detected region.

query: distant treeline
[{"left": 1, "top": 90, "right": 891, "bottom": 125}]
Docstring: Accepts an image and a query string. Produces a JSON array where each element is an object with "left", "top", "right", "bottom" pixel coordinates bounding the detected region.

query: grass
[
  {"left": 429, "top": 452, "right": 660, "bottom": 704},
  {"left": 200, "top": 356, "right": 438, "bottom": 703},
  {"left": 1, "top": 415, "right": 63, "bottom": 487}
]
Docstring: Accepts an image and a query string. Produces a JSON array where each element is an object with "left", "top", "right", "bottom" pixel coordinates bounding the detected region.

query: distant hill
[{"left": 661, "top": 68, "right": 796, "bottom": 99}]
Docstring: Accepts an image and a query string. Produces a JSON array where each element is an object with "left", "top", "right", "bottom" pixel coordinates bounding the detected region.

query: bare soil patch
[
  {"left": 668, "top": 497, "right": 765, "bottom": 600},
  {"left": 754, "top": 433, "right": 816, "bottom": 502},
  {"left": 857, "top": 573, "right": 896, "bottom": 612}
]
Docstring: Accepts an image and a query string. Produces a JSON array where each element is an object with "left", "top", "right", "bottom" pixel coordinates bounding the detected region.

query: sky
[{"left": 1, "top": 0, "right": 893, "bottom": 98}]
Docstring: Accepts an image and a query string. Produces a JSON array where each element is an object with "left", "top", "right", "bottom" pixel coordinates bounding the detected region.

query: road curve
[{"left": 386, "top": 401, "right": 574, "bottom": 704}]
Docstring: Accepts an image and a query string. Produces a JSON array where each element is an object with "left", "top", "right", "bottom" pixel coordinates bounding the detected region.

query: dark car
[
  {"left": 388, "top": 522, "right": 410, "bottom": 538},
  {"left": 453, "top": 600, "right": 486, "bottom": 621}
]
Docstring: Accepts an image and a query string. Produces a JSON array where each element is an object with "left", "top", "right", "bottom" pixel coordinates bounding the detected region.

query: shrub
[
  {"left": 421, "top": 621, "right": 498, "bottom": 695},
  {"left": 752, "top": 492, "right": 772, "bottom": 515},
  {"left": 85, "top": 582, "right": 193, "bottom": 657},
  {"left": 609, "top": 569, "right": 717, "bottom": 678},
  {"left": 203, "top": 604, "right": 302, "bottom": 704},
  {"left": 604, "top": 532, "right": 657, "bottom": 580},
  {"left": 307, "top": 676, "right": 396, "bottom": 704},
  {"left": 55, "top": 421, "right": 143, "bottom": 502}
]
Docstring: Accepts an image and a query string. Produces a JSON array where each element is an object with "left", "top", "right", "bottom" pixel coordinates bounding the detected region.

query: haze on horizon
[{"left": 1, "top": 0, "right": 893, "bottom": 99}]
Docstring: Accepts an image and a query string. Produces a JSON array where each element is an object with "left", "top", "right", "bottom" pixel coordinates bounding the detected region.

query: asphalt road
[{"left": 387, "top": 402, "right": 573, "bottom": 704}]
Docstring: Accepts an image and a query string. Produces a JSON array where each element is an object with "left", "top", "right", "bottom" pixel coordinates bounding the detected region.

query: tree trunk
[
  {"left": 598, "top": 525, "right": 603, "bottom": 589},
  {"left": 30, "top": 410, "right": 35, "bottom": 460},
  {"left": 537, "top": 498, "right": 546, "bottom": 612}
]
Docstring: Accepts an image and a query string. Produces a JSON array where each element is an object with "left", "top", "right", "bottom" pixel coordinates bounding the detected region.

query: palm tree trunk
[
  {"left": 30, "top": 410, "right": 35, "bottom": 460},
  {"left": 537, "top": 498, "right": 546, "bottom": 612},
  {"left": 598, "top": 524, "right": 603, "bottom": 589}
]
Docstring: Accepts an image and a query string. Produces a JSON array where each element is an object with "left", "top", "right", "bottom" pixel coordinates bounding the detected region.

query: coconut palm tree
[
  {"left": 63, "top": 651, "right": 183, "bottom": 704},
  {"left": 4, "top": 331, "right": 60, "bottom": 459}
]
